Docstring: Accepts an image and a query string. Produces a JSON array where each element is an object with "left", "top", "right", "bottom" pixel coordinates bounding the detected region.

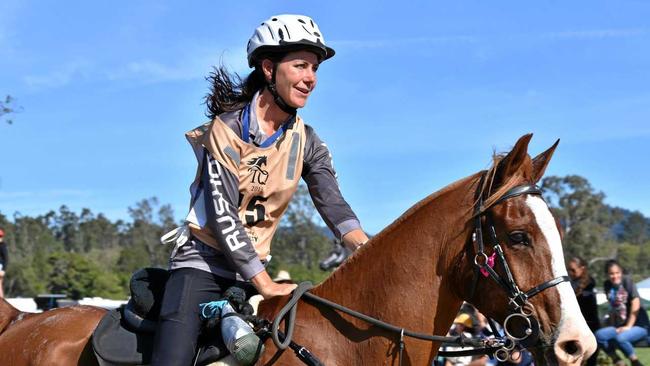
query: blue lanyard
[{"left": 241, "top": 103, "right": 291, "bottom": 148}]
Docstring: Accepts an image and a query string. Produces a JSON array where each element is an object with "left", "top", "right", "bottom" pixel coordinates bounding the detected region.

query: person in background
[
  {"left": 596, "top": 259, "right": 648, "bottom": 366},
  {"left": 443, "top": 313, "right": 489, "bottom": 366},
  {"left": 567, "top": 256, "right": 600, "bottom": 366},
  {"left": 0, "top": 229, "right": 8, "bottom": 298},
  {"left": 272, "top": 270, "right": 293, "bottom": 284}
]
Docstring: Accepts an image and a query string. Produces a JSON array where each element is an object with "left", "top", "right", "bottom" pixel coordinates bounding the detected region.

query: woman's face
[
  {"left": 266, "top": 50, "right": 319, "bottom": 109},
  {"left": 568, "top": 261, "right": 585, "bottom": 280},
  {"left": 607, "top": 264, "right": 623, "bottom": 285}
]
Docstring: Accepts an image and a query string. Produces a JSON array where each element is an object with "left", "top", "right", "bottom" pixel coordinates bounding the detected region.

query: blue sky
[{"left": 1, "top": 1, "right": 649, "bottom": 234}]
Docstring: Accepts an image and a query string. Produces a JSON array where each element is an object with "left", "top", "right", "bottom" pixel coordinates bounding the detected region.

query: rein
[
  {"left": 260, "top": 176, "right": 569, "bottom": 365},
  {"left": 261, "top": 282, "right": 505, "bottom": 366}
]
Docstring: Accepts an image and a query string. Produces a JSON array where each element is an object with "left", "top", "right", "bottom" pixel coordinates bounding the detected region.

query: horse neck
[
  {"left": 0, "top": 298, "right": 22, "bottom": 333},
  {"left": 314, "top": 174, "right": 480, "bottom": 334}
]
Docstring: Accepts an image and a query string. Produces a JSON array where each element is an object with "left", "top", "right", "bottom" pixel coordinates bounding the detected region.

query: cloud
[
  {"left": 331, "top": 35, "right": 477, "bottom": 50},
  {"left": 106, "top": 48, "right": 250, "bottom": 84},
  {"left": 0, "top": 189, "right": 93, "bottom": 200},
  {"left": 543, "top": 28, "right": 648, "bottom": 40},
  {"left": 0, "top": 0, "right": 22, "bottom": 56},
  {"left": 23, "top": 61, "right": 91, "bottom": 89},
  {"left": 332, "top": 28, "right": 648, "bottom": 51},
  {"left": 21, "top": 44, "right": 250, "bottom": 90}
]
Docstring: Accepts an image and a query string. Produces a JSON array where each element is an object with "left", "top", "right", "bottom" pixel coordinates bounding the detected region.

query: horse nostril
[{"left": 560, "top": 340, "right": 581, "bottom": 356}]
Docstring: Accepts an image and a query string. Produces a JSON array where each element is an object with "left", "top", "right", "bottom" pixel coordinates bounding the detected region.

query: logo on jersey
[{"left": 247, "top": 156, "right": 269, "bottom": 185}]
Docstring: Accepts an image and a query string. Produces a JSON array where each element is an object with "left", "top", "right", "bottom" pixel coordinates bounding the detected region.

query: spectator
[
  {"left": 0, "top": 229, "right": 8, "bottom": 298},
  {"left": 595, "top": 259, "right": 648, "bottom": 366},
  {"left": 567, "top": 256, "right": 599, "bottom": 366},
  {"left": 444, "top": 313, "right": 489, "bottom": 366}
]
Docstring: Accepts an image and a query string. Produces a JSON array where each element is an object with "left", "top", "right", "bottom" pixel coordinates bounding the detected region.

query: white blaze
[{"left": 525, "top": 196, "right": 596, "bottom": 362}]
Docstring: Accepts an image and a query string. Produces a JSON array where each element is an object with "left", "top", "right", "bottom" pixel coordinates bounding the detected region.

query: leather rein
[{"left": 259, "top": 175, "right": 569, "bottom": 365}]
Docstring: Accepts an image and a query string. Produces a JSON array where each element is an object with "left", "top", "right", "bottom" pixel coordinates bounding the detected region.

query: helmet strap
[{"left": 267, "top": 66, "right": 297, "bottom": 116}]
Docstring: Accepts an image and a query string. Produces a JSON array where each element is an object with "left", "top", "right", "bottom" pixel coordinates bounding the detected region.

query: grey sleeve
[
  {"left": 201, "top": 149, "right": 264, "bottom": 280},
  {"left": 302, "top": 125, "right": 362, "bottom": 239},
  {"left": 624, "top": 276, "right": 641, "bottom": 300}
]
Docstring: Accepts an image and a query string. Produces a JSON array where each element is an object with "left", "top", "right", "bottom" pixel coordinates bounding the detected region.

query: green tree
[
  {"left": 78, "top": 209, "right": 120, "bottom": 251},
  {"left": 541, "top": 175, "right": 618, "bottom": 261},
  {"left": 620, "top": 211, "right": 649, "bottom": 245},
  {"left": 269, "top": 185, "right": 332, "bottom": 284},
  {"left": 46, "top": 251, "right": 124, "bottom": 299},
  {"left": 123, "top": 197, "right": 173, "bottom": 268}
]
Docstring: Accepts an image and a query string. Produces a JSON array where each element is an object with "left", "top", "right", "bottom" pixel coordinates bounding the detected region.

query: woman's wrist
[{"left": 342, "top": 229, "right": 369, "bottom": 250}]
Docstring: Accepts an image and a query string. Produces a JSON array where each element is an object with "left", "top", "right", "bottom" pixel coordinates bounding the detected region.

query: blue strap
[
  {"left": 241, "top": 102, "right": 292, "bottom": 147},
  {"left": 241, "top": 104, "right": 251, "bottom": 143},
  {"left": 199, "top": 300, "right": 229, "bottom": 320},
  {"left": 259, "top": 122, "right": 291, "bottom": 148}
]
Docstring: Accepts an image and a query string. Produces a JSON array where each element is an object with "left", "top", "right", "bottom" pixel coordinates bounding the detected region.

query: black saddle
[{"left": 92, "top": 268, "right": 227, "bottom": 366}]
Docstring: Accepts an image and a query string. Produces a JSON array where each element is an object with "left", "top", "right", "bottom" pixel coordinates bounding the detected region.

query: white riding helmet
[{"left": 247, "top": 14, "right": 335, "bottom": 67}]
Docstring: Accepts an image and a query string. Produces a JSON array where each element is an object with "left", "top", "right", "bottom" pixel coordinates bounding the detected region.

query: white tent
[
  {"left": 636, "top": 277, "right": 650, "bottom": 302},
  {"left": 6, "top": 297, "right": 39, "bottom": 312}
]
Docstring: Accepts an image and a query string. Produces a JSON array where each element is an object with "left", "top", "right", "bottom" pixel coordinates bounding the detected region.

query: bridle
[
  {"left": 258, "top": 174, "right": 571, "bottom": 365},
  {"left": 468, "top": 175, "right": 569, "bottom": 361}
]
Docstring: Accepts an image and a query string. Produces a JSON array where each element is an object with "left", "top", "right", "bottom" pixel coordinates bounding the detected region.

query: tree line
[
  {"left": 0, "top": 186, "right": 333, "bottom": 299},
  {"left": 542, "top": 175, "right": 650, "bottom": 285},
  {"left": 0, "top": 176, "right": 647, "bottom": 299}
]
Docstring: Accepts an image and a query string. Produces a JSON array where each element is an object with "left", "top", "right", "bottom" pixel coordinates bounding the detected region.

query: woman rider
[{"left": 151, "top": 14, "right": 369, "bottom": 366}]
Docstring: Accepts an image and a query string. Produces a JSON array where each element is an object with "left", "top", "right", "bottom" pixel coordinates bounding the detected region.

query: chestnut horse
[
  {"left": 0, "top": 134, "right": 596, "bottom": 365},
  {"left": 256, "top": 134, "right": 596, "bottom": 365}
]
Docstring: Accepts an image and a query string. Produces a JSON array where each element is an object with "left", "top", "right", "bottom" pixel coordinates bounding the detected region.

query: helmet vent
[
  {"left": 284, "top": 25, "right": 291, "bottom": 39},
  {"left": 313, "top": 31, "right": 321, "bottom": 37},
  {"left": 278, "top": 28, "right": 284, "bottom": 40},
  {"left": 310, "top": 19, "right": 314, "bottom": 27},
  {"left": 272, "top": 18, "right": 278, "bottom": 21},
  {"left": 266, "top": 25, "right": 274, "bottom": 40},
  {"left": 297, "top": 19, "right": 306, "bottom": 24}
]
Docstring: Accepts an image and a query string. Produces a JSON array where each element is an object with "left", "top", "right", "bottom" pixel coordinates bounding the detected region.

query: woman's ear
[{"left": 261, "top": 59, "right": 274, "bottom": 82}]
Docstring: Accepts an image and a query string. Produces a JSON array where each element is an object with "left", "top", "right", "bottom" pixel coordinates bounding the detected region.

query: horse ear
[
  {"left": 531, "top": 139, "right": 559, "bottom": 183},
  {"left": 494, "top": 133, "right": 533, "bottom": 186}
]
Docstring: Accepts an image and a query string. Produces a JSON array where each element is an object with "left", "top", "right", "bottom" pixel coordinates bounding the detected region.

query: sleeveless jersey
[{"left": 185, "top": 115, "right": 305, "bottom": 260}]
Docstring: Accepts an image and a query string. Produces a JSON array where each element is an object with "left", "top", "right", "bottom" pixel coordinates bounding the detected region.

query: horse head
[{"left": 453, "top": 134, "right": 596, "bottom": 365}]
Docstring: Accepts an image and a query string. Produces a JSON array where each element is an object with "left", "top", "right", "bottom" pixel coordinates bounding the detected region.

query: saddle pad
[{"left": 92, "top": 308, "right": 226, "bottom": 366}]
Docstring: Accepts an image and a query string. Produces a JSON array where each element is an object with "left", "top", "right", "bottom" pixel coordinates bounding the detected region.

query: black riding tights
[{"left": 151, "top": 267, "right": 255, "bottom": 366}]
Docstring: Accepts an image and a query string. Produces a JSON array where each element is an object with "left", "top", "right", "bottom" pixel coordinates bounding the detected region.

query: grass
[
  {"left": 638, "top": 348, "right": 650, "bottom": 364},
  {"left": 596, "top": 348, "right": 650, "bottom": 365}
]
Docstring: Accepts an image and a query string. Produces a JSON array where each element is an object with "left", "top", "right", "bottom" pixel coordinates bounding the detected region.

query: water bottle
[{"left": 220, "top": 302, "right": 264, "bottom": 365}]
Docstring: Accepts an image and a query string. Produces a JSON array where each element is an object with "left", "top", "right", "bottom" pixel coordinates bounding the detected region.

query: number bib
[{"left": 185, "top": 115, "right": 305, "bottom": 260}]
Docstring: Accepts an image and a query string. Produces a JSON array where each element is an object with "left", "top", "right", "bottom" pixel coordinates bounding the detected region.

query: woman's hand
[
  {"left": 616, "top": 325, "right": 632, "bottom": 334},
  {"left": 258, "top": 282, "right": 298, "bottom": 299},
  {"left": 251, "top": 270, "right": 297, "bottom": 299}
]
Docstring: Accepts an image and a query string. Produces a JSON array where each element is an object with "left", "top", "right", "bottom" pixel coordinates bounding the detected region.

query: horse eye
[{"left": 508, "top": 231, "right": 529, "bottom": 245}]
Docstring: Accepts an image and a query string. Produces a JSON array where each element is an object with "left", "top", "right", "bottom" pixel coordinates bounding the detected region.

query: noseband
[{"left": 470, "top": 177, "right": 569, "bottom": 361}]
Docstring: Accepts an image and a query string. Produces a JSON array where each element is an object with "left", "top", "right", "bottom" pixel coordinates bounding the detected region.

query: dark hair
[
  {"left": 604, "top": 259, "right": 624, "bottom": 274},
  {"left": 204, "top": 54, "right": 285, "bottom": 120},
  {"left": 569, "top": 256, "right": 590, "bottom": 295}
]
